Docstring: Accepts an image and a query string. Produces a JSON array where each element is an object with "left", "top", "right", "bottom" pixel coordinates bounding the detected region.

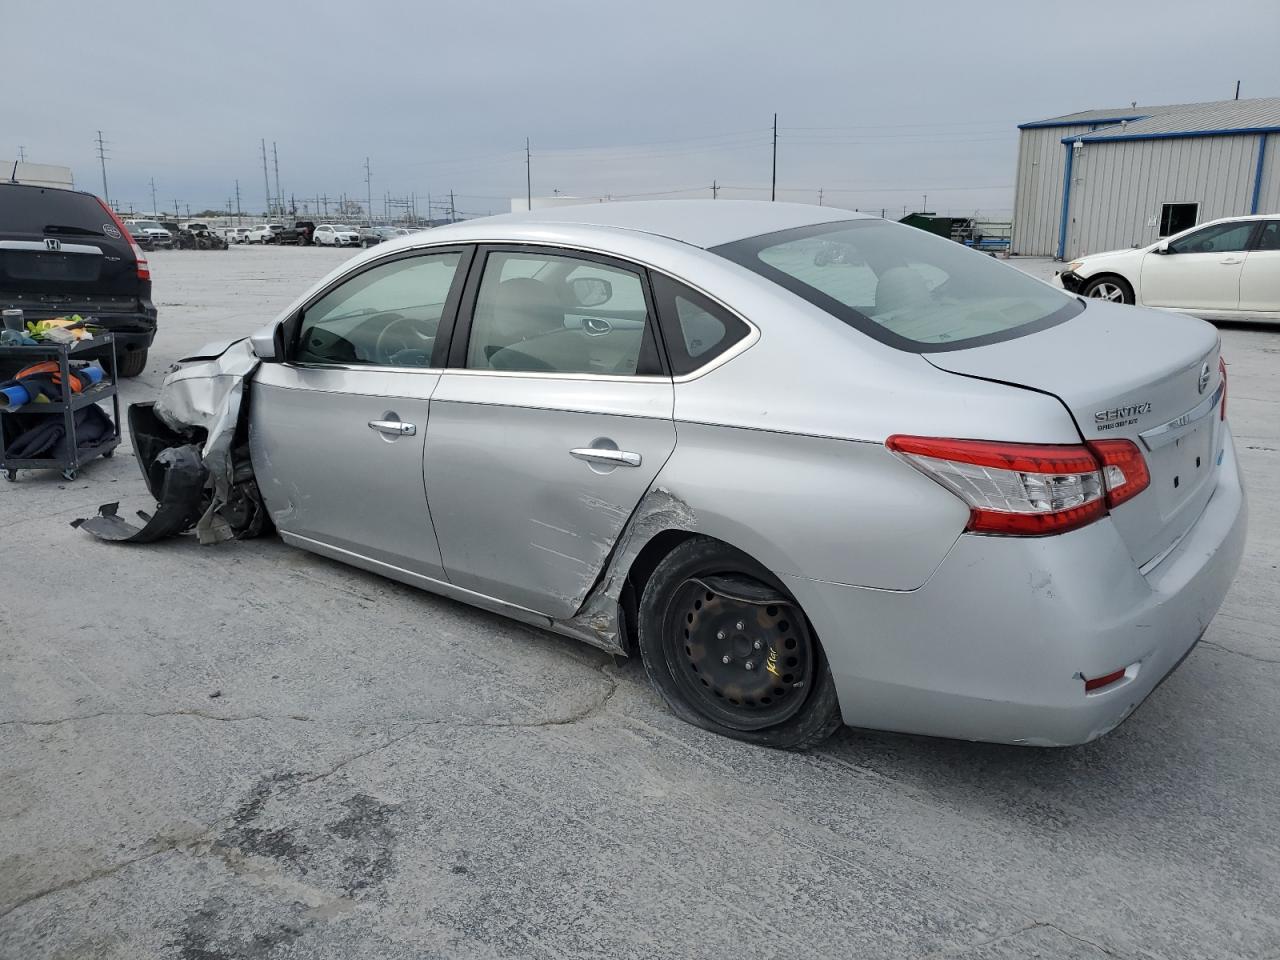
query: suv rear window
[
  {"left": 712, "top": 219, "right": 1082, "bottom": 353},
  {"left": 0, "top": 184, "right": 121, "bottom": 241}
]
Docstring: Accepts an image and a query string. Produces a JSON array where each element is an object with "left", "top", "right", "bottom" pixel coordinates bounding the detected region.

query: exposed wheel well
[{"left": 619, "top": 529, "right": 699, "bottom": 655}]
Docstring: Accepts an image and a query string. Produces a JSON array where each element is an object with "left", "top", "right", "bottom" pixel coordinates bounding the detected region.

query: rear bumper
[
  {"left": 93, "top": 309, "right": 158, "bottom": 351},
  {"left": 785, "top": 425, "right": 1247, "bottom": 746}
]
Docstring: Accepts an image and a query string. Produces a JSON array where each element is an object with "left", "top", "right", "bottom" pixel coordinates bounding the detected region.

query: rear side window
[
  {"left": 0, "top": 185, "right": 121, "bottom": 242},
  {"left": 650, "top": 273, "right": 750, "bottom": 375},
  {"left": 713, "top": 219, "right": 1082, "bottom": 353}
]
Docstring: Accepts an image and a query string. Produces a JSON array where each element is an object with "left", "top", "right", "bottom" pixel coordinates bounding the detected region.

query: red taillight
[
  {"left": 1087, "top": 438, "right": 1150, "bottom": 509},
  {"left": 96, "top": 197, "right": 150, "bottom": 281},
  {"left": 1084, "top": 668, "right": 1126, "bottom": 692},
  {"left": 886, "top": 435, "right": 1108, "bottom": 536},
  {"left": 1219, "top": 357, "right": 1227, "bottom": 421}
]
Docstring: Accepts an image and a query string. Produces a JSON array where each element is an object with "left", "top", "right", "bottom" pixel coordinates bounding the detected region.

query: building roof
[
  {"left": 1017, "top": 102, "right": 1195, "bottom": 129},
  {"left": 1074, "top": 96, "right": 1280, "bottom": 142}
]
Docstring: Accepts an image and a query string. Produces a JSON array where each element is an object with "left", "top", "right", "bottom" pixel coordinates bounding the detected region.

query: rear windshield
[
  {"left": 712, "top": 219, "right": 1082, "bottom": 352},
  {"left": 0, "top": 184, "right": 118, "bottom": 240}
]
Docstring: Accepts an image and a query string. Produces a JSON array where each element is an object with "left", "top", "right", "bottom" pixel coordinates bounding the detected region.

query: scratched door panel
[{"left": 424, "top": 373, "right": 676, "bottom": 618}]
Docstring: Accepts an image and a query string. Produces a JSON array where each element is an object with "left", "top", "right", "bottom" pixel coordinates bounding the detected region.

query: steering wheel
[{"left": 373, "top": 313, "right": 435, "bottom": 365}]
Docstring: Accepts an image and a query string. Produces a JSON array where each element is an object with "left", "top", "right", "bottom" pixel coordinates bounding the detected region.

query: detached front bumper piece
[
  {"left": 74, "top": 338, "right": 269, "bottom": 545},
  {"left": 1056, "top": 270, "right": 1086, "bottom": 294}
]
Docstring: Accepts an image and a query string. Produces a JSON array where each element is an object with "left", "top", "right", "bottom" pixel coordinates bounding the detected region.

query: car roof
[{"left": 478, "top": 199, "right": 869, "bottom": 249}]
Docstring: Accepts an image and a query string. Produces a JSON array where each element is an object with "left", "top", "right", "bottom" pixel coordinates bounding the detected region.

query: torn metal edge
[{"left": 552, "top": 487, "right": 698, "bottom": 655}]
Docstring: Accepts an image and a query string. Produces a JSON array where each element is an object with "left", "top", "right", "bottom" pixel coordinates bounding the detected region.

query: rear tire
[
  {"left": 1082, "top": 275, "right": 1134, "bottom": 304},
  {"left": 111, "top": 349, "right": 148, "bottom": 378},
  {"left": 637, "top": 537, "right": 841, "bottom": 750}
]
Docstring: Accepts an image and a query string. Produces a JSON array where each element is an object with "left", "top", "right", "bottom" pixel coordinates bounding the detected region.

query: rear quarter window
[{"left": 651, "top": 273, "right": 751, "bottom": 375}]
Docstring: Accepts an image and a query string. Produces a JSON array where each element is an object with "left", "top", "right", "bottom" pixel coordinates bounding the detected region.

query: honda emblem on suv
[
  {"left": 1198, "top": 361, "right": 1211, "bottom": 394},
  {"left": 44, "top": 238, "right": 62, "bottom": 252}
]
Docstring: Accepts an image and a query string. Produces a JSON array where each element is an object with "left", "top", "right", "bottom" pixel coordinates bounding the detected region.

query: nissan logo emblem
[{"left": 1198, "top": 361, "right": 1211, "bottom": 395}]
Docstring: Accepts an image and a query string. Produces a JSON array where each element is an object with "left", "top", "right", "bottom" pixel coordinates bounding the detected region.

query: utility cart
[{"left": 0, "top": 333, "right": 122, "bottom": 482}]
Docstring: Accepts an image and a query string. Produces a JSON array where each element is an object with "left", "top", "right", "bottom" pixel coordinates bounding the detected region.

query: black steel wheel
[{"left": 638, "top": 537, "right": 841, "bottom": 749}]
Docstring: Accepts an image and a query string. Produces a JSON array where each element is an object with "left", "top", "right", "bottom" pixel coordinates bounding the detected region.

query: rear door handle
[
  {"left": 570, "top": 447, "right": 642, "bottom": 467},
  {"left": 368, "top": 419, "right": 416, "bottom": 436}
]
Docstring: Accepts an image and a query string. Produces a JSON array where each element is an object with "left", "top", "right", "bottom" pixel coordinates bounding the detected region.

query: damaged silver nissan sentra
[{"left": 78, "top": 200, "right": 1247, "bottom": 749}]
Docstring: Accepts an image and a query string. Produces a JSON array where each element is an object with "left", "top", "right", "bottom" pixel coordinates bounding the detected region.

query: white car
[
  {"left": 124, "top": 219, "right": 172, "bottom": 248},
  {"left": 312, "top": 223, "right": 362, "bottom": 247},
  {"left": 223, "top": 227, "right": 251, "bottom": 244},
  {"left": 1058, "top": 214, "right": 1280, "bottom": 321},
  {"left": 248, "top": 224, "right": 286, "bottom": 244}
]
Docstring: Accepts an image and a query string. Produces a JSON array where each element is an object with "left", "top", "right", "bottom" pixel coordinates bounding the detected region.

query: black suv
[{"left": 0, "top": 183, "right": 157, "bottom": 376}]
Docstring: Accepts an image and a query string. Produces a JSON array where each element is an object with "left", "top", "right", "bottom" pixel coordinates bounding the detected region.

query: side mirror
[
  {"left": 249, "top": 324, "right": 280, "bottom": 361},
  {"left": 570, "top": 276, "right": 612, "bottom": 308},
  {"left": 1155, "top": 240, "right": 1171, "bottom": 254}
]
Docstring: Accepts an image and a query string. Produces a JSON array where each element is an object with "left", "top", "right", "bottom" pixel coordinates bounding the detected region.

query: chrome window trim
[
  {"left": 440, "top": 368, "right": 671, "bottom": 384},
  {"left": 283, "top": 361, "right": 444, "bottom": 375}
]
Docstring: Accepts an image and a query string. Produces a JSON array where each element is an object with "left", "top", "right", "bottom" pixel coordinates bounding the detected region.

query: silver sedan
[{"left": 80, "top": 200, "right": 1247, "bottom": 749}]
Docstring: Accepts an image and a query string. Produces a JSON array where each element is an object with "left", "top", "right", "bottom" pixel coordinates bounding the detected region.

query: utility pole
[
  {"left": 260, "top": 139, "right": 272, "bottom": 219},
  {"left": 818, "top": 187, "right": 824, "bottom": 206},
  {"left": 235, "top": 180, "right": 242, "bottom": 224},
  {"left": 272, "top": 142, "right": 282, "bottom": 219},
  {"left": 364, "top": 156, "right": 373, "bottom": 226},
  {"left": 711, "top": 180, "right": 718, "bottom": 199},
  {"left": 322, "top": 193, "right": 328, "bottom": 217},
  {"left": 923, "top": 194, "right": 928, "bottom": 213},
  {"left": 525, "top": 137, "right": 532, "bottom": 210},
  {"left": 1235, "top": 80, "right": 1241, "bottom": 100},
  {"left": 449, "top": 190, "right": 456, "bottom": 223},
  {"left": 17, "top": 146, "right": 26, "bottom": 162},
  {"left": 95, "top": 130, "right": 110, "bottom": 206},
  {"left": 771, "top": 113, "right": 777, "bottom": 202},
  {"left": 149, "top": 178, "right": 158, "bottom": 215}
]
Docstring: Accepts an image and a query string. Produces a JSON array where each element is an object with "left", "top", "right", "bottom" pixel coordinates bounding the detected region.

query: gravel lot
[{"left": 2, "top": 244, "right": 1278, "bottom": 959}]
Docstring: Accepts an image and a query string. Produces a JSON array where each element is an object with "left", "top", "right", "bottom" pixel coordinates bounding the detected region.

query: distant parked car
[
  {"left": 292, "top": 220, "right": 316, "bottom": 245},
  {"left": 312, "top": 224, "right": 361, "bottom": 247},
  {"left": 357, "top": 225, "right": 382, "bottom": 247},
  {"left": 124, "top": 219, "right": 173, "bottom": 250},
  {"left": 180, "top": 222, "right": 228, "bottom": 250},
  {"left": 248, "top": 223, "right": 286, "bottom": 244},
  {"left": 1057, "top": 214, "right": 1280, "bottom": 321},
  {"left": 376, "top": 226, "right": 414, "bottom": 241},
  {"left": 224, "top": 226, "right": 251, "bottom": 244}
]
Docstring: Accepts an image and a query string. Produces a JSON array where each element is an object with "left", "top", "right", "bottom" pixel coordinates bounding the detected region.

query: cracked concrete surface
[{"left": 1, "top": 249, "right": 1279, "bottom": 959}]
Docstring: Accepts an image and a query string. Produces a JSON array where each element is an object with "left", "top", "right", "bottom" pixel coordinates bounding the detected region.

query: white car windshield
[{"left": 715, "top": 219, "right": 1084, "bottom": 352}]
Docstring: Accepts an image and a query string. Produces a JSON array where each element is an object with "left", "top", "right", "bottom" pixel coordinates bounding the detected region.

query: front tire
[
  {"left": 637, "top": 538, "right": 841, "bottom": 750},
  {"left": 1082, "top": 275, "right": 1134, "bottom": 304}
]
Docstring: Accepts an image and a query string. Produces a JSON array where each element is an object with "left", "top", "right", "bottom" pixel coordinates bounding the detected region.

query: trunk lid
[{"left": 926, "top": 299, "right": 1224, "bottom": 568}]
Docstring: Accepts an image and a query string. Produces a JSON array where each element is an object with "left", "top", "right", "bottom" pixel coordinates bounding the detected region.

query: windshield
[
  {"left": 713, "top": 219, "right": 1082, "bottom": 352},
  {"left": 133, "top": 221, "right": 162, "bottom": 230},
  {"left": 336, "top": 225, "right": 354, "bottom": 232}
]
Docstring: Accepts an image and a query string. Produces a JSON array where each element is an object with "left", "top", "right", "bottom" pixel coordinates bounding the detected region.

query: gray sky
[{"left": 8, "top": 0, "right": 1279, "bottom": 219}]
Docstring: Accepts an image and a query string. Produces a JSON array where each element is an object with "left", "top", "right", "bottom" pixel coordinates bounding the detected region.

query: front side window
[
  {"left": 1168, "top": 220, "right": 1256, "bottom": 254},
  {"left": 465, "top": 250, "right": 659, "bottom": 375},
  {"left": 295, "top": 252, "right": 461, "bottom": 367},
  {"left": 713, "top": 220, "right": 1082, "bottom": 352}
]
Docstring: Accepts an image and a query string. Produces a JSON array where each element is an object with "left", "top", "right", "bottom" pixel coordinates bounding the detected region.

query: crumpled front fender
[{"left": 76, "top": 338, "right": 267, "bottom": 545}]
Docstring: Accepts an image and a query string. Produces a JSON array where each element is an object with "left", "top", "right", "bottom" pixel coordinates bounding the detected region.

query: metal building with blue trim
[{"left": 1010, "top": 96, "right": 1280, "bottom": 259}]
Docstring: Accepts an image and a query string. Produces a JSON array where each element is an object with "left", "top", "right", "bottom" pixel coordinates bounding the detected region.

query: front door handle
[
  {"left": 1220, "top": 257, "right": 1244, "bottom": 265},
  {"left": 570, "top": 447, "right": 642, "bottom": 468},
  {"left": 368, "top": 419, "right": 416, "bottom": 437}
]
